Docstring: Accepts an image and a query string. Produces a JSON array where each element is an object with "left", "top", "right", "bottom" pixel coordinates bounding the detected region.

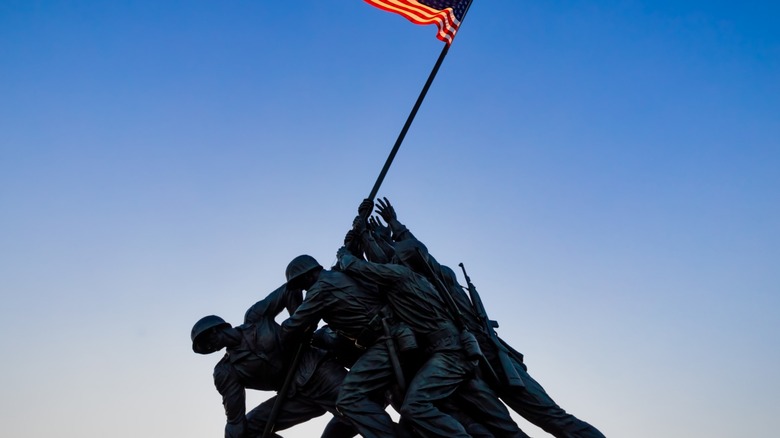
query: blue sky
[{"left": 1, "top": 1, "right": 778, "bottom": 436}]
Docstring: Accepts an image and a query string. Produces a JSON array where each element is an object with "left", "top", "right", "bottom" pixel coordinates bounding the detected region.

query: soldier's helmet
[
  {"left": 191, "top": 315, "right": 231, "bottom": 354},
  {"left": 285, "top": 254, "right": 323, "bottom": 285},
  {"left": 392, "top": 240, "right": 429, "bottom": 269}
]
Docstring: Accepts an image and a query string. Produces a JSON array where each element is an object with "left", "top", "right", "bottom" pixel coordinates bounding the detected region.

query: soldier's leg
[
  {"left": 320, "top": 416, "right": 359, "bottom": 438},
  {"left": 299, "top": 358, "right": 349, "bottom": 414},
  {"left": 399, "top": 350, "right": 472, "bottom": 438},
  {"left": 439, "top": 399, "right": 497, "bottom": 438},
  {"left": 336, "top": 343, "right": 397, "bottom": 438},
  {"left": 299, "top": 359, "right": 358, "bottom": 438},
  {"left": 244, "top": 395, "right": 325, "bottom": 437},
  {"left": 454, "top": 375, "right": 530, "bottom": 438},
  {"left": 501, "top": 362, "right": 605, "bottom": 438}
]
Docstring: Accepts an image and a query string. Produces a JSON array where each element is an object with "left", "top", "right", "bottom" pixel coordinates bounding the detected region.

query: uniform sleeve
[
  {"left": 213, "top": 360, "right": 247, "bottom": 438},
  {"left": 388, "top": 218, "right": 415, "bottom": 242},
  {"left": 340, "top": 252, "right": 407, "bottom": 286},
  {"left": 280, "top": 287, "right": 328, "bottom": 340},
  {"left": 243, "top": 283, "right": 292, "bottom": 324},
  {"left": 385, "top": 221, "right": 451, "bottom": 285},
  {"left": 360, "top": 228, "right": 395, "bottom": 263}
]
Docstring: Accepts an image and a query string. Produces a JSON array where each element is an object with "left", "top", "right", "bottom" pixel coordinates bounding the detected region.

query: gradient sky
[{"left": 1, "top": 1, "right": 778, "bottom": 437}]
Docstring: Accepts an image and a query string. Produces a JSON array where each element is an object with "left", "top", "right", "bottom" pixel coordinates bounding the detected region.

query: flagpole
[
  {"left": 261, "top": 342, "right": 304, "bottom": 438},
  {"left": 366, "top": 1, "right": 475, "bottom": 203},
  {"left": 366, "top": 43, "right": 450, "bottom": 202}
]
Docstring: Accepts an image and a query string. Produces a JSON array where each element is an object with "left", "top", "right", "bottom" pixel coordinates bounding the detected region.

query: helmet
[
  {"left": 191, "top": 315, "right": 230, "bottom": 354},
  {"left": 392, "top": 240, "right": 429, "bottom": 268},
  {"left": 285, "top": 255, "right": 322, "bottom": 285}
]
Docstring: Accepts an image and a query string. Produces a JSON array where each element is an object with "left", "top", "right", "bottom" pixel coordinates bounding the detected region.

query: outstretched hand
[
  {"left": 375, "top": 197, "right": 397, "bottom": 223},
  {"left": 368, "top": 216, "right": 391, "bottom": 241}
]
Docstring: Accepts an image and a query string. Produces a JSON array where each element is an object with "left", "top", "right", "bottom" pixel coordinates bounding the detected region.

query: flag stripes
[{"left": 364, "top": 0, "right": 470, "bottom": 44}]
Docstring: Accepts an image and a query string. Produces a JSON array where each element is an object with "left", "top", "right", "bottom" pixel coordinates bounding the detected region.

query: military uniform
[
  {"left": 339, "top": 251, "right": 528, "bottom": 438},
  {"left": 207, "top": 285, "right": 355, "bottom": 438},
  {"left": 387, "top": 218, "right": 606, "bottom": 438},
  {"left": 281, "top": 269, "right": 401, "bottom": 438}
]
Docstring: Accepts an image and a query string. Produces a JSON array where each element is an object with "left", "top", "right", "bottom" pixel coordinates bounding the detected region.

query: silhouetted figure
[
  {"left": 280, "top": 255, "right": 409, "bottom": 438},
  {"left": 375, "top": 197, "right": 606, "bottom": 438},
  {"left": 191, "top": 284, "right": 356, "bottom": 438},
  {"left": 338, "top": 245, "right": 529, "bottom": 438}
]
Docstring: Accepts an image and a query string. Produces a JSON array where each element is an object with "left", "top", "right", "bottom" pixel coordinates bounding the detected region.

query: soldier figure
[
  {"left": 372, "top": 197, "right": 606, "bottom": 438},
  {"left": 279, "top": 254, "right": 409, "bottom": 438},
  {"left": 191, "top": 193, "right": 606, "bottom": 437},
  {"left": 191, "top": 284, "right": 356, "bottom": 438},
  {"left": 337, "top": 244, "right": 529, "bottom": 438}
]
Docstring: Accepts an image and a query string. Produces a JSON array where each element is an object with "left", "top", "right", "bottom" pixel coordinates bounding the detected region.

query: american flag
[{"left": 364, "top": 0, "right": 473, "bottom": 44}]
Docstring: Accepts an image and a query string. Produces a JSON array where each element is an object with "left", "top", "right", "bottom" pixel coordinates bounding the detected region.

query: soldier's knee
[
  {"left": 335, "top": 395, "right": 351, "bottom": 414},
  {"left": 335, "top": 389, "right": 363, "bottom": 416},
  {"left": 399, "top": 399, "right": 427, "bottom": 420}
]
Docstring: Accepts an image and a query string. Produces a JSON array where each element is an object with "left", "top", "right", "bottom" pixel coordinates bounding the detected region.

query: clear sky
[{"left": 1, "top": 1, "right": 778, "bottom": 437}]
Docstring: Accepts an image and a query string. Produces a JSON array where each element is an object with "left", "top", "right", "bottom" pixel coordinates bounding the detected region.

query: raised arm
[
  {"left": 337, "top": 246, "right": 407, "bottom": 286},
  {"left": 243, "top": 283, "right": 299, "bottom": 324},
  {"left": 375, "top": 197, "right": 416, "bottom": 242},
  {"left": 280, "top": 286, "right": 329, "bottom": 342}
]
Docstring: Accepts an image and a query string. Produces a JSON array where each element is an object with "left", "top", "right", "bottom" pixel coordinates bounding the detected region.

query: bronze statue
[
  {"left": 337, "top": 244, "right": 529, "bottom": 438},
  {"left": 371, "top": 197, "right": 606, "bottom": 438},
  {"left": 191, "top": 284, "right": 356, "bottom": 438},
  {"left": 280, "top": 254, "right": 420, "bottom": 438},
  {"left": 190, "top": 195, "right": 606, "bottom": 437}
]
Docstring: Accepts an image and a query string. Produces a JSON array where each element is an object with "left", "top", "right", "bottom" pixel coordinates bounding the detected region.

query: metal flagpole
[
  {"left": 366, "top": 0, "right": 475, "bottom": 203},
  {"left": 263, "top": 5, "right": 476, "bottom": 436},
  {"left": 366, "top": 43, "right": 449, "bottom": 202}
]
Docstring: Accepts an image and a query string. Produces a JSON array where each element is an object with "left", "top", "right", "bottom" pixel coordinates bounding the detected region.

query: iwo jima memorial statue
[{"left": 190, "top": 1, "right": 606, "bottom": 437}]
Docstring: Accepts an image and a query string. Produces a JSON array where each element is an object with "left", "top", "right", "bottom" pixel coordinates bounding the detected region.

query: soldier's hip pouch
[
  {"left": 460, "top": 330, "right": 483, "bottom": 361},
  {"left": 424, "top": 325, "right": 460, "bottom": 352},
  {"left": 393, "top": 322, "right": 418, "bottom": 352}
]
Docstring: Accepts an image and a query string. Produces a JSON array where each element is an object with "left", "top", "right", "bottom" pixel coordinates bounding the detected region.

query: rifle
[
  {"left": 382, "top": 316, "right": 407, "bottom": 396},
  {"left": 459, "top": 262, "right": 525, "bottom": 388},
  {"left": 262, "top": 342, "right": 304, "bottom": 438},
  {"left": 411, "top": 250, "right": 504, "bottom": 393}
]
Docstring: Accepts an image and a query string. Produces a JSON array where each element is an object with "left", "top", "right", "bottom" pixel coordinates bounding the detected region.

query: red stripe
[
  {"left": 365, "top": 0, "right": 460, "bottom": 43},
  {"left": 367, "top": 0, "right": 446, "bottom": 25}
]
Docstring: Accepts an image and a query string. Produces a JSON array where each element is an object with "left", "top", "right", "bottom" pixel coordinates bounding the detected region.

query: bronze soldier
[
  {"left": 279, "top": 254, "right": 410, "bottom": 438},
  {"left": 374, "top": 197, "right": 606, "bottom": 438},
  {"left": 337, "top": 245, "right": 529, "bottom": 438},
  {"left": 191, "top": 284, "right": 356, "bottom": 438}
]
